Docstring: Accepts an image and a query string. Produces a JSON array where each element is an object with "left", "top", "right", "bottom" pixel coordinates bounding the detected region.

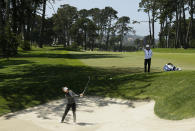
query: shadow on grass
[
  {"left": 16, "top": 53, "right": 122, "bottom": 59},
  {"left": 0, "top": 60, "right": 34, "bottom": 69},
  {"left": 17, "top": 53, "right": 121, "bottom": 59},
  {"left": 88, "top": 73, "right": 155, "bottom": 99},
  {"left": 0, "top": 64, "right": 159, "bottom": 117},
  {"left": 49, "top": 47, "right": 84, "bottom": 52}
]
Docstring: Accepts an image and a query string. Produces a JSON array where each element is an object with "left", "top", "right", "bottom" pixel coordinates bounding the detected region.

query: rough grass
[{"left": 0, "top": 47, "right": 195, "bottom": 120}]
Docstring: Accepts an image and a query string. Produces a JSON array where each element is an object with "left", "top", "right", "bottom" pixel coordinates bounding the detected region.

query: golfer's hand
[{"left": 80, "top": 93, "right": 83, "bottom": 97}]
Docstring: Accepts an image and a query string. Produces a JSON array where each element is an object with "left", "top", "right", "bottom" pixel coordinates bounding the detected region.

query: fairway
[{"left": 0, "top": 47, "right": 195, "bottom": 120}]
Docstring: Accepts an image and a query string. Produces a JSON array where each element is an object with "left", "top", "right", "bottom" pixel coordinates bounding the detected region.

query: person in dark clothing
[
  {"left": 143, "top": 44, "right": 153, "bottom": 72},
  {"left": 144, "top": 59, "right": 151, "bottom": 72},
  {"left": 61, "top": 87, "right": 83, "bottom": 123}
]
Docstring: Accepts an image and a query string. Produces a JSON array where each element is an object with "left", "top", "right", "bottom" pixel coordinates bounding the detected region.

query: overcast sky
[{"left": 46, "top": 0, "right": 160, "bottom": 38}]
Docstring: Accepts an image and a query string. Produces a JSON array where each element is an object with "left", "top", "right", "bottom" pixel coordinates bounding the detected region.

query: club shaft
[{"left": 82, "top": 77, "right": 90, "bottom": 94}]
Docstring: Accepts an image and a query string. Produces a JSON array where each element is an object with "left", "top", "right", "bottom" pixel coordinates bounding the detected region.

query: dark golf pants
[
  {"left": 61, "top": 103, "right": 76, "bottom": 122},
  {"left": 144, "top": 59, "right": 151, "bottom": 72}
]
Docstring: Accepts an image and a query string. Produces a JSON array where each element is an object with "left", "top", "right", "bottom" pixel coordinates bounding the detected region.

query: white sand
[{"left": 0, "top": 97, "right": 195, "bottom": 131}]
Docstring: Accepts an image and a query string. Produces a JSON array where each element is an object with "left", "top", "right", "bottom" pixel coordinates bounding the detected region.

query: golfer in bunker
[{"left": 61, "top": 87, "right": 83, "bottom": 123}]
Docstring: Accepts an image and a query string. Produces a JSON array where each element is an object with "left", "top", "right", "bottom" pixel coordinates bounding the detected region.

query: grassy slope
[
  {"left": 0, "top": 47, "right": 195, "bottom": 120},
  {"left": 70, "top": 49, "right": 195, "bottom": 120},
  {"left": 0, "top": 47, "right": 84, "bottom": 115}
]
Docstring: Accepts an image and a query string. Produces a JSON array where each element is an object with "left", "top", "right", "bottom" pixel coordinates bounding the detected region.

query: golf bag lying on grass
[{"left": 163, "top": 63, "right": 181, "bottom": 71}]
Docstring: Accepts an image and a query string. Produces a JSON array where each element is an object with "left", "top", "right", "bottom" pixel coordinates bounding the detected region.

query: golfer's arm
[{"left": 71, "top": 91, "right": 80, "bottom": 97}]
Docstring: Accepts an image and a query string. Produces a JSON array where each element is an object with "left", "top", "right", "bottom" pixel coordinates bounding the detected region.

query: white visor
[
  {"left": 146, "top": 45, "right": 150, "bottom": 48},
  {"left": 63, "top": 87, "right": 68, "bottom": 91}
]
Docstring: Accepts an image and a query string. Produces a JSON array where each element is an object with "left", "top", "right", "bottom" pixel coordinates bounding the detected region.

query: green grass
[
  {"left": 153, "top": 48, "right": 195, "bottom": 53},
  {"left": 0, "top": 47, "right": 195, "bottom": 120},
  {"left": 72, "top": 50, "right": 195, "bottom": 71}
]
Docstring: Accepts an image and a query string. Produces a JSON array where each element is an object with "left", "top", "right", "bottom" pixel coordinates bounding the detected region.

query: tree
[
  {"left": 0, "top": 0, "right": 48, "bottom": 57},
  {"left": 79, "top": 9, "right": 89, "bottom": 18},
  {"left": 38, "top": 0, "right": 47, "bottom": 48},
  {"left": 116, "top": 16, "right": 132, "bottom": 51},
  {"left": 139, "top": 0, "right": 194, "bottom": 48},
  {"left": 89, "top": 8, "right": 102, "bottom": 47},
  {"left": 186, "top": 0, "right": 195, "bottom": 47},
  {"left": 134, "top": 38, "right": 143, "bottom": 50},
  {"left": 0, "top": 0, "right": 19, "bottom": 57},
  {"left": 44, "top": 17, "right": 55, "bottom": 45},
  {"left": 139, "top": 0, "right": 158, "bottom": 48},
  {"left": 0, "top": 0, "right": 6, "bottom": 56},
  {"left": 157, "top": 0, "right": 177, "bottom": 48},
  {"left": 71, "top": 18, "right": 97, "bottom": 50},
  {"left": 102, "top": 7, "right": 118, "bottom": 50},
  {"left": 53, "top": 4, "right": 78, "bottom": 47},
  {"left": 86, "top": 20, "right": 98, "bottom": 51}
]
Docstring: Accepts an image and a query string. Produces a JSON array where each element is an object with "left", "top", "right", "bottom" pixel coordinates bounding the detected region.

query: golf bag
[{"left": 163, "top": 63, "right": 181, "bottom": 71}]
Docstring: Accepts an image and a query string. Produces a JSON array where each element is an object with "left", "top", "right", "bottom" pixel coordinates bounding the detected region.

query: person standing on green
[{"left": 143, "top": 44, "right": 152, "bottom": 72}]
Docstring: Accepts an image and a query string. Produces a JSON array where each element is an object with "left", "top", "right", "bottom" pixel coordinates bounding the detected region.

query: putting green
[{"left": 70, "top": 50, "right": 195, "bottom": 71}]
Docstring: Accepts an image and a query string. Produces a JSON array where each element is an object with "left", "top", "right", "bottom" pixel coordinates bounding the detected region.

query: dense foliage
[
  {"left": 139, "top": 0, "right": 195, "bottom": 48},
  {"left": 0, "top": 0, "right": 194, "bottom": 58},
  {"left": 0, "top": 0, "right": 134, "bottom": 58}
]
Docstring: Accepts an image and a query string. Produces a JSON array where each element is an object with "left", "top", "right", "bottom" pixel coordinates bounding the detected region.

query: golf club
[{"left": 82, "top": 76, "right": 91, "bottom": 95}]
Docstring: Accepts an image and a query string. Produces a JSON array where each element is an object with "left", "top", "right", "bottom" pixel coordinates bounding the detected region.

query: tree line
[
  {"left": 139, "top": 0, "right": 195, "bottom": 48},
  {"left": 0, "top": 0, "right": 135, "bottom": 58},
  {"left": 52, "top": 5, "right": 134, "bottom": 51},
  {"left": 0, "top": 0, "right": 194, "bottom": 58},
  {"left": 0, "top": 0, "right": 48, "bottom": 57}
]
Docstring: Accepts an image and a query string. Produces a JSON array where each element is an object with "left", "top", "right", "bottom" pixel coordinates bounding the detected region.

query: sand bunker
[{"left": 0, "top": 97, "right": 195, "bottom": 131}]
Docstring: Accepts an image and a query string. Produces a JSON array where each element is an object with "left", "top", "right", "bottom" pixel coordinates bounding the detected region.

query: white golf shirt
[{"left": 144, "top": 49, "right": 152, "bottom": 59}]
